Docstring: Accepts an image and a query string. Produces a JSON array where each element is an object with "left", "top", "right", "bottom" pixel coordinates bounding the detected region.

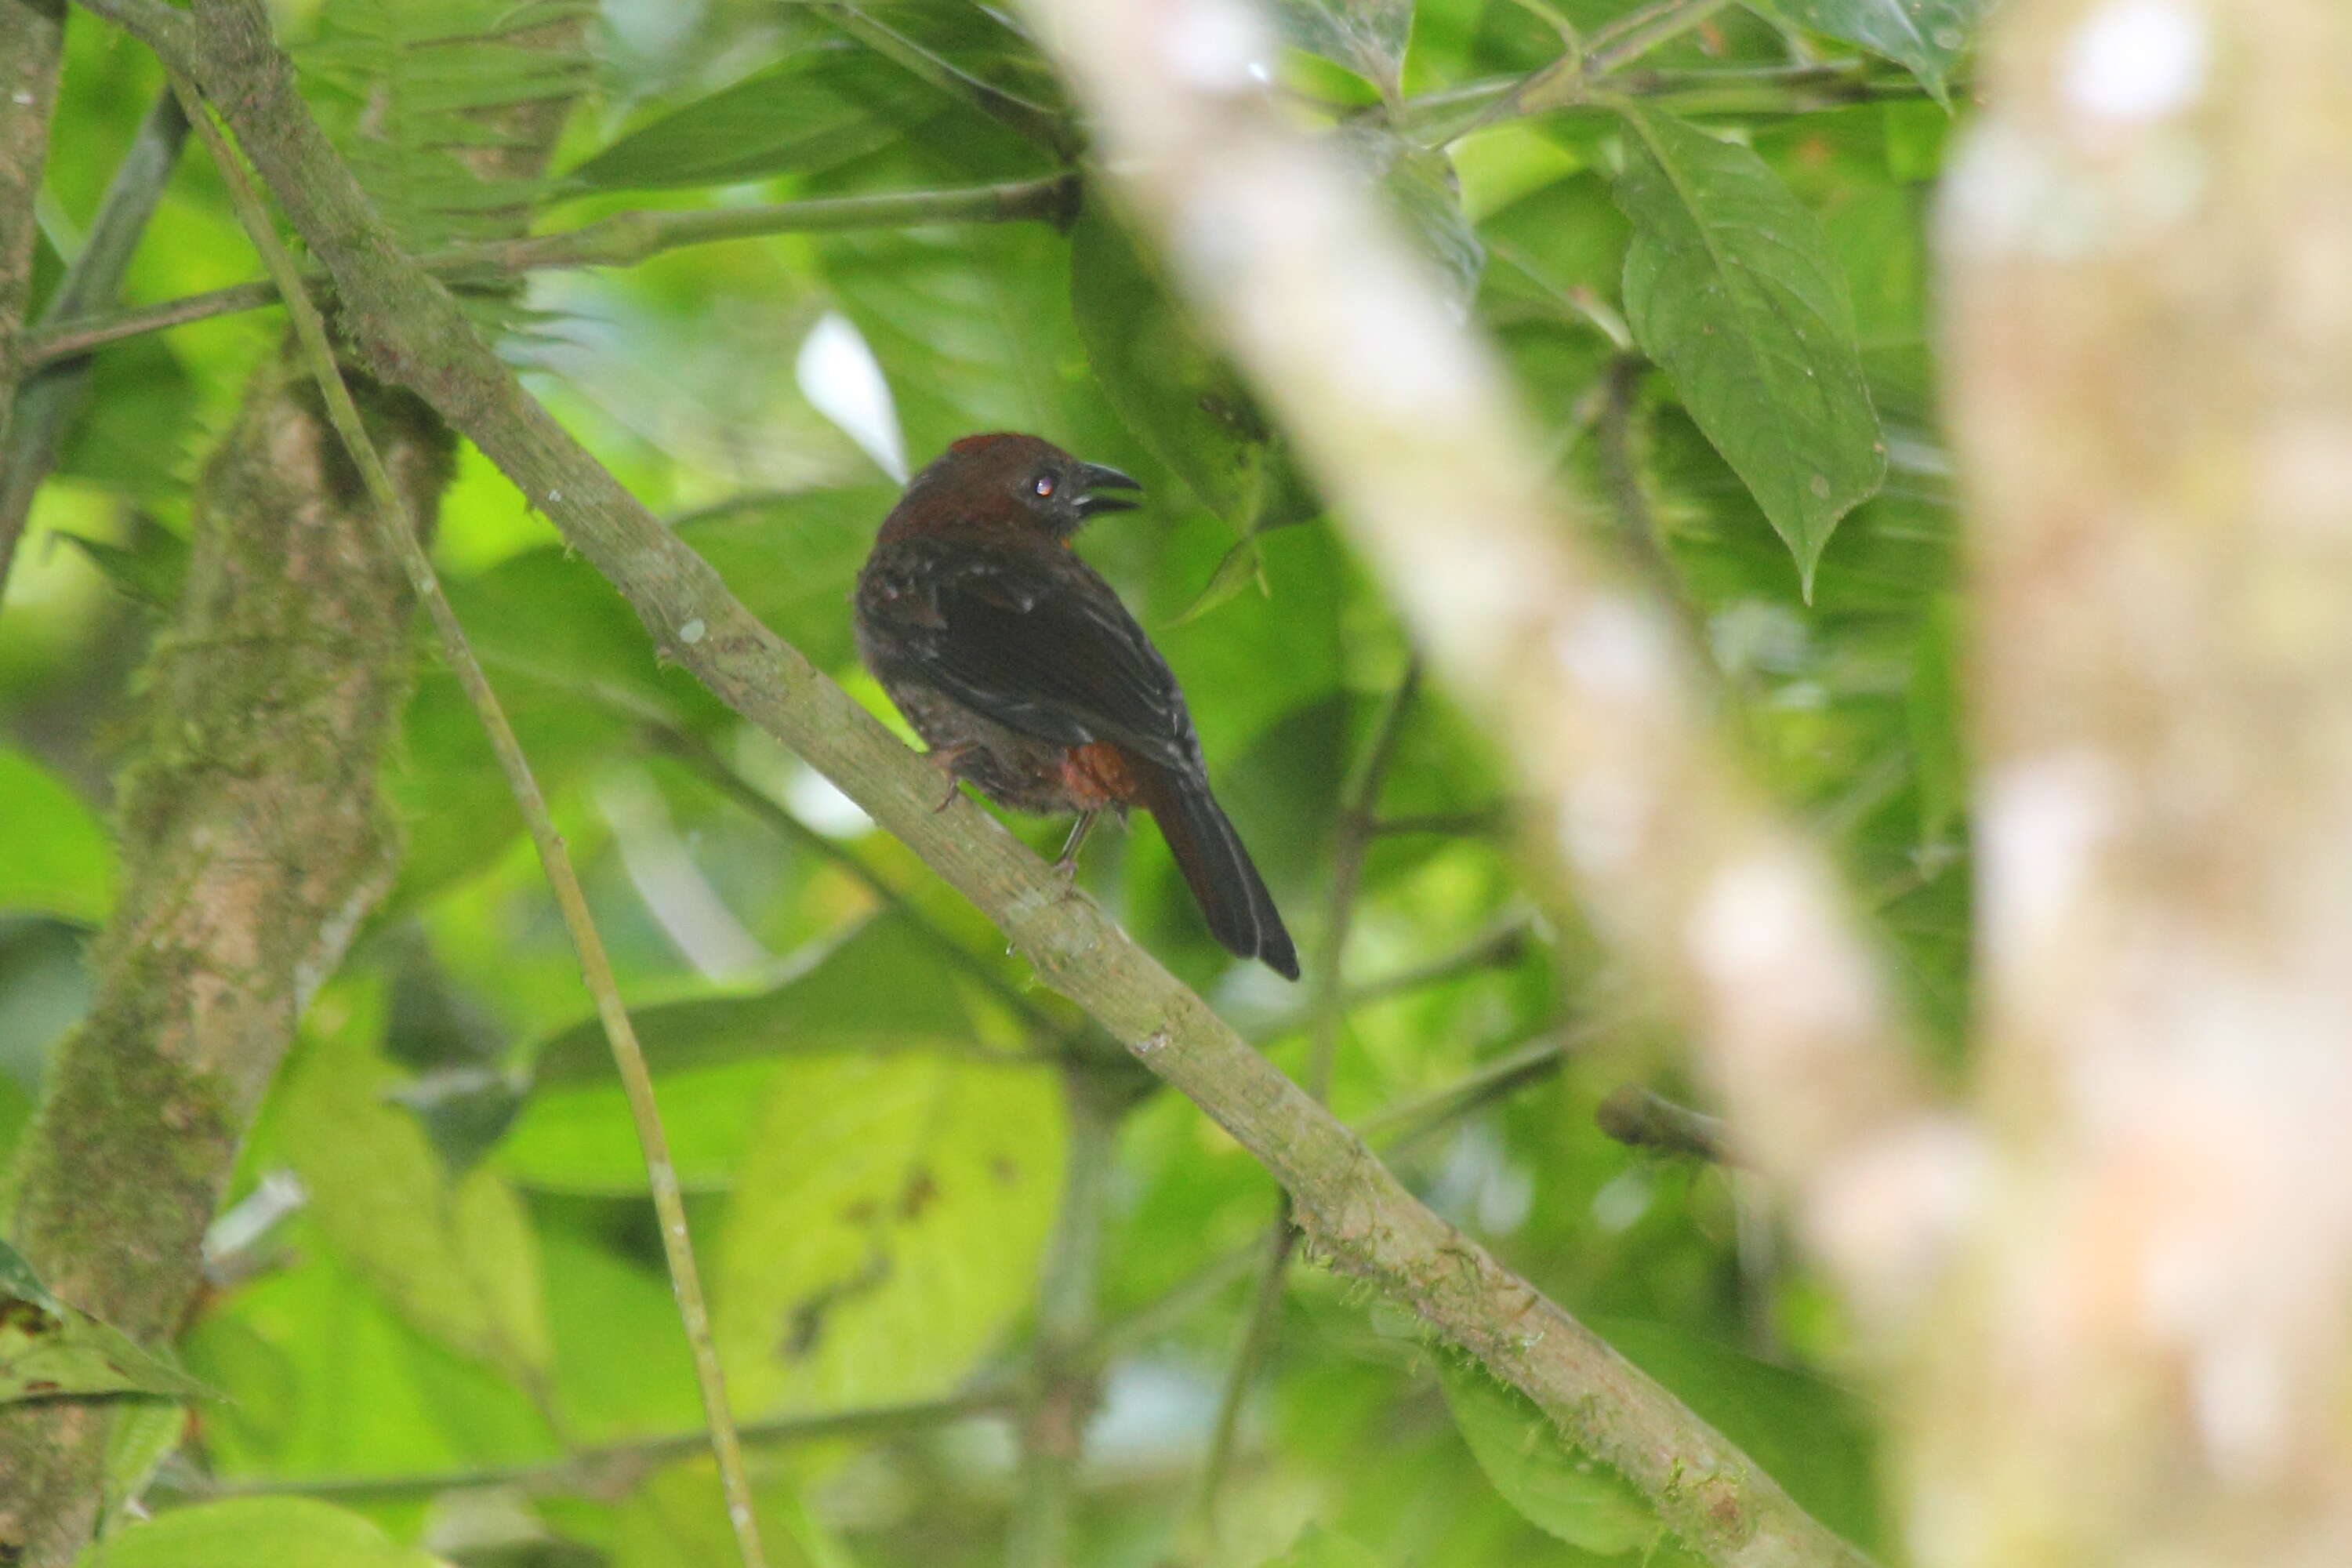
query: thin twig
[
  {"left": 158, "top": 1388, "right": 1018, "bottom": 1504},
  {"left": 168, "top": 71, "right": 770, "bottom": 1568},
  {"left": 22, "top": 174, "right": 1077, "bottom": 371}
]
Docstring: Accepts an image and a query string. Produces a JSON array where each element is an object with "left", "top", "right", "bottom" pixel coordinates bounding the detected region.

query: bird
[{"left": 854, "top": 432, "right": 1300, "bottom": 981}]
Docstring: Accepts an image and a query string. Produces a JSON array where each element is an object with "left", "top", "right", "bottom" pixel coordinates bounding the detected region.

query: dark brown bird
[{"left": 855, "top": 432, "right": 1299, "bottom": 980}]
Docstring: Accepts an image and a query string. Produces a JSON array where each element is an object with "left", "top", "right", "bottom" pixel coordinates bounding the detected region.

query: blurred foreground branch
[{"left": 1926, "top": 1, "right": 2352, "bottom": 1563}]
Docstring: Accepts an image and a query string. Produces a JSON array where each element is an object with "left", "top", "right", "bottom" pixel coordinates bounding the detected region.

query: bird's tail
[{"left": 1136, "top": 764, "right": 1300, "bottom": 980}]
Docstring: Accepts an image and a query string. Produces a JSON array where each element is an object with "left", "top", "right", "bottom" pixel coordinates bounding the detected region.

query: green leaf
[
  {"left": 1272, "top": 0, "right": 1414, "bottom": 96},
  {"left": 1772, "top": 0, "right": 1980, "bottom": 108},
  {"left": 528, "top": 914, "right": 978, "bottom": 1085},
  {"left": 180, "top": 1240, "right": 557, "bottom": 1480},
  {"left": 101, "top": 1399, "right": 188, "bottom": 1530},
  {"left": 566, "top": 46, "right": 939, "bottom": 190},
  {"left": 0, "top": 747, "right": 114, "bottom": 924},
  {"left": 1592, "top": 1316, "right": 1882, "bottom": 1551},
  {"left": 716, "top": 1053, "right": 1063, "bottom": 1412},
  {"left": 74, "top": 1497, "right": 448, "bottom": 1568},
  {"left": 1610, "top": 107, "right": 1886, "bottom": 595},
  {"left": 1436, "top": 1356, "right": 1660, "bottom": 1555},
  {"left": 1069, "top": 211, "right": 1315, "bottom": 532},
  {"left": 1338, "top": 127, "right": 1485, "bottom": 308},
  {"left": 502, "top": 916, "right": 985, "bottom": 1193},
  {"left": 56, "top": 514, "right": 189, "bottom": 608},
  {"left": 1169, "top": 534, "right": 1268, "bottom": 627},
  {"left": 274, "top": 998, "right": 553, "bottom": 1385},
  {"left": 0, "top": 1240, "right": 213, "bottom": 1406}
]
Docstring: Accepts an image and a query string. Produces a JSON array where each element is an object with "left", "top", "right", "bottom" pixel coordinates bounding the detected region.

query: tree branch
[
  {"left": 0, "top": 88, "right": 187, "bottom": 588},
  {"left": 123, "top": 2, "right": 1878, "bottom": 1562},
  {"left": 20, "top": 176, "right": 1078, "bottom": 372},
  {"left": 1013, "top": 0, "right": 1973, "bottom": 1332},
  {"left": 0, "top": 0, "right": 67, "bottom": 604}
]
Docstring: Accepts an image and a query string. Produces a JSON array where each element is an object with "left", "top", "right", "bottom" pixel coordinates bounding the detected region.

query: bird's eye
[{"left": 1033, "top": 473, "right": 1056, "bottom": 499}]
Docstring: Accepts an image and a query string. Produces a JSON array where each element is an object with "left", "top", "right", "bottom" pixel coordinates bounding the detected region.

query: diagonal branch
[{"left": 93, "top": 2, "right": 1878, "bottom": 1562}]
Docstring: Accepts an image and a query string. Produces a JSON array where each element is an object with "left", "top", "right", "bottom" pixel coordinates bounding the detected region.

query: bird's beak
[{"left": 1073, "top": 462, "right": 1142, "bottom": 517}]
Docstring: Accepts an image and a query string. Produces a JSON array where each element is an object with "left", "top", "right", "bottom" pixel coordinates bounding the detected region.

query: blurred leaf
[
  {"left": 0, "top": 747, "right": 114, "bottom": 924},
  {"left": 528, "top": 914, "right": 976, "bottom": 1085},
  {"left": 1170, "top": 533, "right": 1268, "bottom": 627},
  {"left": 53, "top": 336, "right": 194, "bottom": 494},
  {"left": 1069, "top": 210, "right": 1316, "bottom": 532},
  {"left": 1338, "top": 126, "right": 1485, "bottom": 308},
  {"left": 56, "top": 514, "right": 188, "bottom": 608},
  {"left": 496, "top": 1058, "right": 778, "bottom": 1194},
  {"left": 1273, "top": 0, "right": 1414, "bottom": 95},
  {"left": 1609, "top": 106, "right": 1885, "bottom": 596},
  {"left": 0, "top": 1239, "right": 212, "bottom": 1405},
  {"left": 182, "top": 1237, "right": 557, "bottom": 1480},
  {"left": 1594, "top": 1316, "right": 1882, "bottom": 1552},
  {"left": 101, "top": 1399, "right": 188, "bottom": 1530},
  {"left": 276, "top": 1004, "right": 553, "bottom": 1385},
  {"left": 1263, "top": 1523, "right": 1386, "bottom": 1567},
  {"left": 538, "top": 1224, "right": 702, "bottom": 1438},
  {"left": 1771, "top": 0, "right": 1980, "bottom": 107},
  {"left": 566, "top": 45, "right": 939, "bottom": 190},
  {"left": 386, "top": 1066, "right": 528, "bottom": 1178},
  {"left": 75, "top": 1497, "right": 446, "bottom": 1568},
  {"left": 1436, "top": 1356, "right": 1659, "bottom": 1555},
  {"left": 716, "top": 1053, "right": 1062, "bottom": 1412}
]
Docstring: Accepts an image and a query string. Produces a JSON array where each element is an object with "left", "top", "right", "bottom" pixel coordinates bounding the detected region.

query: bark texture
[
  {"left": 1926, "top": 2, "right": 2352, "bottom": 1563},
  {"left": 0, "top": 360, "right": 448, "bottom": 1565}
]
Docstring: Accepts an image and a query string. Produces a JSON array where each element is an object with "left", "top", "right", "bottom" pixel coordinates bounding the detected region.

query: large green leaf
[
  {"left": 1609, "top": 105, "right": 1885, "bottom": 595},
  {"left": 0, "top": 1240, "right": 211, "bottom": 1406},
  {"left": 1772, "top": 0, "right": 1980, "bottom": 107},
  {"left": 565, "top": 45, "right": 939, "bottom": 190},
  {"left": 715, "top": 1053, "right": 1063, "bottom": 1412},
  {"left": 502, "top": 916, "right": 985, "bottom": 1192},
  {"left": 0, "top": 747, "right": 114, "bottom": 924},
  {"left": 274, "top": 1000, "right": 552, "bottom": 1386},
  {"left": 75, "top": 1497, "right": 445, "bottom": 1568},
  {"left": 528, "top": 914, "right": 978, "bottom": 1084},
  {"left": 181, "top": 1239, "right": 557, "bottom": 1480}
]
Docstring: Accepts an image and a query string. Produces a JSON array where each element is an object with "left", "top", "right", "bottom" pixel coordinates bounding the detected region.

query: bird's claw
[{"left": 924, "top": 745, "right": 975, "bottom": 812}]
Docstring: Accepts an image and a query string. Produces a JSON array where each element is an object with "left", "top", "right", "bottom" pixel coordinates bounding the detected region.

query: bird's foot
[
  {"left": 924, "top": 745, "right": 975, "bottom": 812},
  {"left": 1052, "top": 811, "right": 1098, "bottom": 879}
]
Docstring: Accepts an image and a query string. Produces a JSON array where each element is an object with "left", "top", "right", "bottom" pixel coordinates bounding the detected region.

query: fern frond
[{"left": 299, "top": 0, "right": 594, "bottom": 255}]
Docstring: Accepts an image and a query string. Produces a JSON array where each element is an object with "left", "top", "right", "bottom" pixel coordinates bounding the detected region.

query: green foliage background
[{"left": 2, "top": 0, "right": 1973, "bottom": 1561}]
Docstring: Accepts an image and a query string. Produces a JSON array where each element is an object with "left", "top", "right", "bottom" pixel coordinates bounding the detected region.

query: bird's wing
[{"left": 861, "top": 537, "right": 1197, "bottom": 770}]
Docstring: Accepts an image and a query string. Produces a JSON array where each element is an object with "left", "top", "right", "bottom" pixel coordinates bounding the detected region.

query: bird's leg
[
  {"left": 1054, "top": 811, "right": 1098, "bottom": 878},
  {"left": 924, "top": 744, "right": 975, "bottom": 811}
]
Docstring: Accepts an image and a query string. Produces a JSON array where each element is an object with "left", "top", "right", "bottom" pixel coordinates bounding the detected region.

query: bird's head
[{"left": 906, "top": 432, "right": 1142, "bottom": 541}]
